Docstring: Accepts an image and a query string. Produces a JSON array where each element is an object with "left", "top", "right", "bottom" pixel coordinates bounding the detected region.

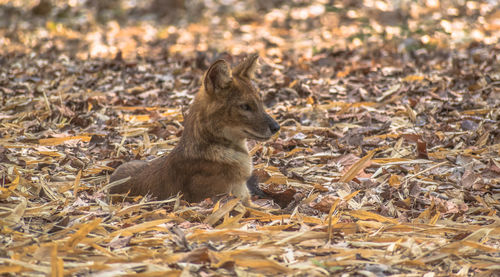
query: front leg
[
  {"left": 231, "top": 182, "right": 251, "bottom": 202},
  {"left": 231, "top": 182, "right": 258, "bottom": 208},
  {"left": 232, "top": 182, "right": 277, "bottom": 211}
]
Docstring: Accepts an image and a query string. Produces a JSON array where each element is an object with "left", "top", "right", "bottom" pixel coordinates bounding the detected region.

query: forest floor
[{"left": 0, "top": 0, "right": 499, "bottom": 276}]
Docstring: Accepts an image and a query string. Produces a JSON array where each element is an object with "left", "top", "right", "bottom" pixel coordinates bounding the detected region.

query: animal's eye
[{"left": 240, "top": 104, "right": 252, "bottom": 111}]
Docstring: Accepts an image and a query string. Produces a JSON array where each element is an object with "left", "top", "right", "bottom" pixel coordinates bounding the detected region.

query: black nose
[
  {"left": 270, "top": 121, "right": 280, "bottom": 133},
  {"left": 266, "top": 115, "right": 280, "bottom": 134}
]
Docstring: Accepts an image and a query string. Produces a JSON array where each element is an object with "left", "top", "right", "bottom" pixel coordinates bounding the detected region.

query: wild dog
[{"left": 109, "top": 54, "right": 280, "bottom": 204}]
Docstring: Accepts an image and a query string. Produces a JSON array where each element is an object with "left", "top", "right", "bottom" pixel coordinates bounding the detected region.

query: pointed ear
[
  {"left": 203, "top": 60, "right": 232, "bottom": 96},
  {"left": 233, "top": 53, "right": 259, "bottom": 79}
]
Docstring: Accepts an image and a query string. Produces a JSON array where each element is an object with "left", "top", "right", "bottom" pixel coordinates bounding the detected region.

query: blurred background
[{"left": 0, "top": 0, "right": 498, "bottom": 61}]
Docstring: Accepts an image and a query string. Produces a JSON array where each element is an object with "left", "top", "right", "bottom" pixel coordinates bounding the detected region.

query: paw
[{"left": 242, "top": 198, "right": 280, "bottom": 212}]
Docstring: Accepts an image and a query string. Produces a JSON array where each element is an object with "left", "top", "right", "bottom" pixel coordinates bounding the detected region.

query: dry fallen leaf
[{"left": 0, "top": 1, "right": 499, "bottom": 276}]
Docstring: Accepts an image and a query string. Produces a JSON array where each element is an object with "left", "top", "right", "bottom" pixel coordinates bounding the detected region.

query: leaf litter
[{"left": 1, "top": 0, "right": 499, "bottom": 276}]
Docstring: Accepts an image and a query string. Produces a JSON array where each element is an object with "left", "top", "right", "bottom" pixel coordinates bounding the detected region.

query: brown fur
[{"left": 109, "top": 54, "right": 280, "bottom": 203}]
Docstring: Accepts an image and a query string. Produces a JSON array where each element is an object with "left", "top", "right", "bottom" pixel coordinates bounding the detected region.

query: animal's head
[{"left": 198, "top": 54, "right": 280, "bottom": 142}]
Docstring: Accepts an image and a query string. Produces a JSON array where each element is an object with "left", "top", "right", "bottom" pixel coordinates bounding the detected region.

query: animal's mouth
[{"left": 244, "top": 130, "right": 270, "bottom": 141}]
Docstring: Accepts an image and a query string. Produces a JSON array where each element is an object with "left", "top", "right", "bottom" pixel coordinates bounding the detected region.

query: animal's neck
[{"left": 178, "top": 104, "right": 249, "bottom": 160}]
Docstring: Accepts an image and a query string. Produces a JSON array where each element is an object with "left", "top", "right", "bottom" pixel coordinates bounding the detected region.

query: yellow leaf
[
  {"left": 327, "top": 198, "right": 341, "bottom": 241},
  {"left": 388, "top": 175, "right": 401, "bottom": 188},
  {"left": 216, "top": 212, "right": 244, "bottom": 229},
  {"left": 463, "top": 109, "right": 490, "bottom": 115},
  {"left": 429, "top": 211, "right": 440, "bottom": 225},
  {"left": 365, "top": 134, "right": 401, "bottom": 141},
  {"left": 66, "top": 218, "right": 102, "bottom": 248},
  {"left": 0, "top": 265, "right": 24, "bottom": 274},
  {"left": 39, "top": 136, "right": 92, "bottom": 146},
  {"left": 337, "top": 67, "right": 351, "bottom": 78},
  {"left": 317, "top": 101, "right": 376, "bottom": 111},
  {"left": 187, "top": 229, "right": 263, "bottom": 243},
  {"left": 46, "top": 21, "right": 57, "bottom": 31},
  {"left": 38, "top": 151, "right": 63, "bottom": 157},
  {"left": 264, "top": 174, "right": 288, "bottom": 185},
  {"left": 109, "top": 219, "right": 171, "bottom": 237},
  {"left": 25, "top": 159, "right": 50, "bottom": 165},
  {"left": 204, "top": 198, "right": 240, "bottom": 226},
  {"left": 356, "top": 220, "right": 385, "bottom": 232},
  {"left": 50, "top": 244, "right": 64, "bottom": 277},
  {"left": 336, "top": 103, "right": 352, "bottom": 116},
  {"left": 347, "top": 210, "right": 398, "bottom": 224},
  {"left": 0, "top": 188, "right": 12, "bottom": 199},
  {"left": 123, "top": 114, "right": 150, "bottom": 122},
  {"left": 8, "top": 175, "right": 20, "bottom": 191},
  {"left": 403, "top": 75, "right": 425, "bottom": 82},
  {"left": 339, "top": 150, "right": 376, "bottom": 183},
  {"left": 343, "top": 190, "right": 360, "bottom": 202},
  {"left": 212, "top": 200, "right": 221, "bottom": 213},
  {"left": 284, "top": 147, "right": 307, "bottom": 158},
  {"left": 83, "top": 165, "right": 115, "bottom": 176}
]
